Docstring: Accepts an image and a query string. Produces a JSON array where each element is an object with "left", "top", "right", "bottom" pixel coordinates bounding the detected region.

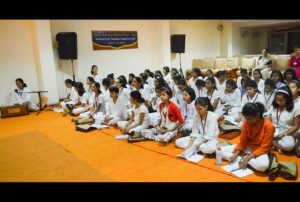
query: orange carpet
[{"left": 0, "top": 110, "right": 299, "bottom": 182}]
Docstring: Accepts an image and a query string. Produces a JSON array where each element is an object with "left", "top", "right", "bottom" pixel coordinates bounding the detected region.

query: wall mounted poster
[{"left": 92, "top": 31, "right": 138, "bottom": 50}]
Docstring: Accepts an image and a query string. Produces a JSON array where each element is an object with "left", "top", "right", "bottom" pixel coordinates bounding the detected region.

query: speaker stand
[
  {"left": 179, "top": 53, "right": 185, "bottom": 80},
  {"left": 71, "top": 59, "right": 76, "bottom": 83}
]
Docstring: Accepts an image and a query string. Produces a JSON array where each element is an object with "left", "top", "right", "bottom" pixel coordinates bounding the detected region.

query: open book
[
  {"left": 76, "top": 124, "right": 108, "bottom": 132},
  {"left": 177, "top": 146, "right": 204, "bottom": 163},
  {"left": 221, "top": 157, "right": 254, "bottom": 178}
]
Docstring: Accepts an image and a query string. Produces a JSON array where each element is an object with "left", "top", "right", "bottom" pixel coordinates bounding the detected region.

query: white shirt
[
  {"left": 190, "top": 111, "right": 219, "bottom": 141},
  {"left": 195, "top": 87, "right": 207, "bottom": 98},
  {"left": 182, "top": 100, "right": 195, "bottom": 122},
  {"left": 216, "top": 79, "right": 226, "bottom": 94},
  {"left": 189, "top": 76, "right": 203, "bottom": 94},
  {"left": 263, "top": 90, "right": 276, "bottom": 111},
  {"left": 92, "top": 93, "right": 106, "bottom": 114},
  {"left": 220, "top": 89, "right": 241, "bottom": 108},
  {"left": 119, "top": 87, "right": 131, "bottom": 106},
  {"left": 11, "top": 87, "right": 32, "bottom": 105},
  {"left": 203, "top": 89, "right": 221, "bottom": 109},
  {"left": 256, "top": 55, "right": 273, "bottom": 69},
  {"left": 253, "top": 78, "right": 265, "bottom": 93},
  {"left": 86, "top": 87, "right": 93, "bottom": 101},
  {"left": 236, "top": 76, "right": 243, "bottom": 89},
  {"left": 239, "top": 92, "right": 266, "bottom": 112},
  {"left": 268, "top": 105, "right": 300, "bottom": 133},
  {"left": 275, "top": 82, "right": 286, "bottom": 89},
  {"left": 132, "top": 104, "right": 149, "bottom": 128},
  {"left": 92, "top": 74, "right": 103, "bottom": 86},
  {"left": 160, "top": 104, "right": 177, "bottom": 129},
  {"left": 106, "top": 96, "right": 128, "bottom": 121},
  {"left": 164, "top": 73, "right": 172, "bottom": 87},
  {"left": 175, "top": 90, "right": 185, "bottom": 115},
  {"left": 140, "top": 86, "right": 151, "bottom": 102},
  {"left": 78, "top": 93, "right": 88, "bottom": 105},
  {"left": 68, "top": 86, "right": 79, "bottom": 102}
]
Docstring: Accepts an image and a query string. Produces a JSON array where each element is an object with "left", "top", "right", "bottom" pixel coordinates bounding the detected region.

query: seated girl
[
  {"left": 239, "top": 76, "right": 252, "bottom": 99},
  {"left": 195, "top": 79, "right": 206, "bottom": 98},
  {"left": 141, "top": 87, "right": 183, "bottom": 143},
  {"left": 215, "top": 70, "right": 227, "bottom": 94},
  {"left": 236, "top": 68, "right": 249, "bottom": 89},
  {"left": 252, "top": 69, "right": 265, "bottom": 94},
  {"left": 263, "top": 78, "right": 276, "bottom": 112},
  {"left": 86, "top": 77, "right": 95, "bottom": 101},
  {"left": 117, "top": 91, "right": 150, "bottom": 138},
  {"left": 58, "top": 79, "right": 78, "bottom": 111},
  {"left": 174, "top": 79, "right": 188, "bottom": 112},
  {"left": 175, "top": 97, "right": 219, "bottom": 155},
  {"left": 115, "top": 76, "right": 131, "bottom": 108},
  {"left": 11, "top": 78, "right": 39, "bottom": 111},
  {"left": 271, "top": 70, "right": 286, "bottom": 89},
  {"left": 180, "top": 87, "right": 196, "bottom": 134},
  {"left": 220, "top": 79, "right": 241, "bottom": 120},
  {"left": 204, "top": 77, "right": 222, "bottom": 119},
  {"left": 75, "top": 82, "right": 106, "bottom": 125},
  {"left": 189, "top": 68, "right": 203, "bottom": 94},
  {"left": 220, "top": 102, "right": 275, "bottom": 172},
  {"left": 268, "top": 87, "right": 300, "bottom": 154},
  {"left": 235, "top": 79, "right": 266, "bottom": 124},
  {"left": 64, "top": 82, "right": 88, "bottom": 116},
  {"left": 284, "top": 68, "right": 297, "bottom": 85}
]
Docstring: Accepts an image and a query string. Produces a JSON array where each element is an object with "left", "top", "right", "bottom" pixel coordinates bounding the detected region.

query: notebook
[{"left": 177, "top": 146, "right": 204, "bottom": 163}]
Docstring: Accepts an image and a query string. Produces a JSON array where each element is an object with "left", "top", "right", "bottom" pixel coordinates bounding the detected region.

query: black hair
[
  {"left": 226, "top": 79, "right": 238, "bottom": 90},
  {"left": 109, "top": 86, "right": 119, "bottom": 94},
  {"left": 284, "top": 69, "right": 297, "bottom": 81},
  {"left": 65, "top": 79, "right": 74, "bottom": 86},
  {"left": 119, "top": 75, "right": 128, "bottom": 85},
  {"left": 262, "top": 48, "right": 269, "bottom": 53},
  {"left": 133, "top": 77, "right": 144, "bottom": 89},
  {"left": 253, "top": 69, "right": 263, "bottom": 79},
  {"left": 92, "top": 82, "right": 102, "bottom": 94},
  {"left": 102, "top": 78, "right": 111, "bottom": 87},
  {"left": 206, "top": 69, "right": 213, "bottom": 76},
  {"left": 289, "top": 80, "right": 300, "bottom": 96},
  {"left": 272, "top": 86, "right": 294, "bottom": 112},
  {"left": 90, "top": 65, "right": 98, "bottom": 75},
  {"left": 241, "top": 76, "right": 252, "bottom": 87},
  {"left": 205, "top": 77, "right": 217, "bottom": 90},
  {"left": 177, "top": 79, "right": 187, "bottom": 87},
  {"left": 194, "top": 97, "right": 214, "bottom": 112},
  {"left": 163, "top": 66, "right": 170, "bottom": 74},
  {"left": 264, "top": 78, "right": 276, "bottom": 90},
  {"left": 87, "top": 76, "right": 94, "bottom": 83},
  {"left": 160, "top": 86, "right": 173, "bottom": 98},
  {"left": 173, "top": 74, "right": 183, "bottom": 82},
  {"left": 130, "top": 90, "right": 145, "bottom": 103},
  {"left": 155, "top": 70, "right": 164, "bottom": 78},
  {"left": 192, "top": 68, "right": 202, "bottom": 78},
  {"left": 171, "top": 68, "right": 178, "bottom": 74},
  {"left": 149, "top": 71, "right": 154, "bottom": 78},
  {"left": 195, "top": 79, "right": 205, "bottom": 88},
  {"left": 15, "top": 78, "right": 27, "bottom": 88},
  {"left": 216, "top": 70, "right": 227, "bottom": 78},
  {"left": 271, "top": 70, "right": 285, "bottom": 83},
  {"left": 154, "top": 74, "right": 168, "bottom": 88},
  {"left": 107, "top": 73, "right": 114, "bottom": 80},
  {"left": 144, "top": 69, "right": 151, "bottom": 75},
  {"left": 242, "top": 102, "right": 265, "bottom": 119},
  {"left": 184, "top": 87, "right": 196, "bottom": 102},
  {"left": 245, "top": 79, "right": 259, "bottom": 92},
  {"left": 129, "top": 73, "right": 135, "bottom": 85},
  {"left": 240, "top": 68, "right": 247, "bottom": 75},
  {"left": 75, "top": 82, "right": 85, "bottom": 96},
  {"left": 117, "top": 76, "right": 127, "bottom": 88},
  {"left": 140, "top": 73, "right": 148, "bottom": 83}
]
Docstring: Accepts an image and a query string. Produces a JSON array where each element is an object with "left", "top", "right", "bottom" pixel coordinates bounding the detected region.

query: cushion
[{"left": 241, "top": 57, "right": 256, "bottom": 70}]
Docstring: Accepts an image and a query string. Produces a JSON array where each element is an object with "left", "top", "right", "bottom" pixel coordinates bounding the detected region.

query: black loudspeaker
[
  {"left": 171, "top": 34, "right": 185, "bottom": 53},
  {"left": 56, "top": 32, "right": 78, "bottom": 59}
]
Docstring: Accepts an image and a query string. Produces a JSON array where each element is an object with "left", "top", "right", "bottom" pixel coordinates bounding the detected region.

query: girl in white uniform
[
  {"left": 262, "top": 79, "right": 276, "bottom": 112},
  {"left": 175, "top": 97, "right": 219, "bottom": 155},
  {"left": 284, "top": 69, "right": 298, "bottom": 85},
  {"left": 189, "top": 68, "right": 203, "bottom": 94},
  {"left": 271, "top": 70, "right": 286, "bottom": 89},
  {"left": 195, "top": 79, "right": 207, "bottom": 98},
  {"left": 141, "top": 87, "right": 184, "bottom": 143},
  {"left": 180, "top": 87, "right": 196, "bottom": 133},
  {"left": 163, "top": 66, "right": 173, "bottom": 89},
  {"left": 174, "top": 79, "right": 187, "bottom": 114},
  {"left": 252, "top": 69, "right": 265, "bottom": 94},
  {"left": 102, "top": 78, "right": 111, "bottom": 112},
  {"left": 76, "top": 82, "right": 106, "bottom": 125},
  {"left": 235, "top": 79, "right": 266, "bottom": 124},
  {"left": 69, "top": 82, "right": 88, "bottom": 116},
  {"left": 59, "top": 79, "right": 78, "bottom": 109},
  {"left": 203, "top": 69, "right": 214, "bottom": 81},
  {"left": 117, "top": 91, "right": 150, "bottom": 137},
  {"left": 86, "top": 77, "right": 95, "bottom": 102},
  {"left": 131, "top": 77, "right": 151, "bottom": 108},
  {"left": 204, "top": 77, "right": 221, "bottom": 119},
  {"left": 268, "top": 87, "right": 300, "bottom": 153},
  {"left": 90, "top": 65, "right": 104, "bottom": 91},
  {"left": 96, "top": 86, "right": 128, "bottom": 126},
  {"left": 115, "top": 77, "right": 131, "bottom": 109},
  {"left": 215, "top": 70, "right": 227, "bottom": 95},
  {"left": 236, "top": 69, "right": 249, "bottom": 90},
  {"left": 220, "top": 79, "right": 241, "bottom": 120},
  {"left": 11, "top": 78, "right": 38, "bottom": 111},
  {"left": 128, "top": 73, "right": 136, "bottom": 92}
]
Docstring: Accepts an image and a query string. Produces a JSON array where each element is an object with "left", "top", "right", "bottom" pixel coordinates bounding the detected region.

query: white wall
[
  {"left": 0, "top": 20, "right": 40, "bottom": 106},
  {"left": 170, "top": 20, "right": 222, "bottom": 71},
  {"left": 50, "top": 20, "right": 169, "bottom": 98}
]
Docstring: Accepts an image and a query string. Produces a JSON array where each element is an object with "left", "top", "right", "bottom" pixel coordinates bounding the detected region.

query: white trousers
[
  {"left": 175, "top": 136, "right": 217, "bottom": 154},
  {"left": 220, "top": 144, "right": 269, "bottom": 172},
  {"left": 148, "top": 112, "right": 161, "bottom": 127},
  {"left": 141, "top": 128, "right": 177, "bottom": 142},
  {"left": 79, "top": 111, "right": 92, "bottom": 119},
  {"left": 72, "top": 107, "right": 88, "bottom": 115},
  {"left": 278, "top": 136, "right": 295, "bottom": 152},
  {"left": 181, "top": 119, "right": 193, "bottom": 131},
  {"left": 117, "top": 121, "right": 147, "bottom": 133}
]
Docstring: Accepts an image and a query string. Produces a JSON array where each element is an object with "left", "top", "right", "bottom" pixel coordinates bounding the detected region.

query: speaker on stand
[
  {"left": 56, "top": 32, "right": 78, "bottom": 83},
  {"left": 171, "top": 34, "right": 185, "bottom": 80}
]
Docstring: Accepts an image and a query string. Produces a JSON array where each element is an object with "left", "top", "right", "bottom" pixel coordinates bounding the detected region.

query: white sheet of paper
[
  {"left": 91, "top": 124, "right": 108, "bottom": 130},
  {"left": 115, "top": 135, "right": 129, "bottom": 140},
  {"left": 177, "top": 146, "right": 197, "bottom": 159},
  {"left": 222, "top": 163, "right": 240, "bottom": 172},
  {"left": 231, "top": 168, "right": 254, "bottom": 178},
  {"left": 187, "top": 154, "right": 204, "bottom": 163},
  {"left": 53, "top": 108, "right": 63, "bottom": 113}
]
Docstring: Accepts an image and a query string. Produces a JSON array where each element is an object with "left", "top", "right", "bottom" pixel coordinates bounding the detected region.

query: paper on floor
[
  {"left": 186, "top": 154, "right": 204, "bottom": 163},
  {"left": 115, "top": 135, "right": 129, "bottom": 140}
]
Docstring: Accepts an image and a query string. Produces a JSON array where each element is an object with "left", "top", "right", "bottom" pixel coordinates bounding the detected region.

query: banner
[{"left": 92, "top": 31, "right": 138, "bottom": 50}]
